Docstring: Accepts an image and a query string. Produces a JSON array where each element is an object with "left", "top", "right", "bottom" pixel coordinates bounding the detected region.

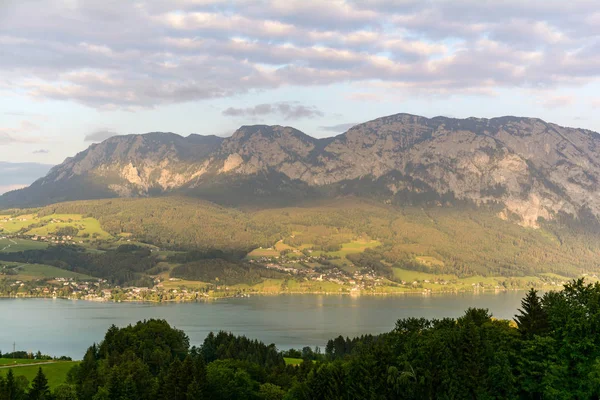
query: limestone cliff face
[
  {"left": 4, "top": 113, "right": 600, "bottom": 227},
  {"left": 34, "top": 133, "right": 222, "bottom": 197}
]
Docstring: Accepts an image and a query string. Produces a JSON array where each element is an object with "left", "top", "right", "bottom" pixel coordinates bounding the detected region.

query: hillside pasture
[
  {"left": 0, "top": 238, "right": 48, "bottom": 252},
  {"left": 0, "top": 361, "right": 80, "bottom": 389},
  {"left": 8, "top": 263, "right": 92, "bottom": 280}
]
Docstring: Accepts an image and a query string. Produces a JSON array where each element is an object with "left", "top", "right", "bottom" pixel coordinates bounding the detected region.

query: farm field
[
  {"left": 0, "top": 238, "right": 48, "bottom": 252},
  {"left": 0, "top": 213, "right": 112, "bottom": 240},
  {"left": 4, "top": 263, "right": 93, "bottom": 280},
  {"left": 0, "top": 361, "right": 80, "bottom": 389},
  {"left": 392, "top": 268, "right": 457, "bottom": 283}
]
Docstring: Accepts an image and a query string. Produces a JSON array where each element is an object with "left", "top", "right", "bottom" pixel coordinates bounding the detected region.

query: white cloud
[
  {"left": 223, "top": 102, "right": 324, "bottom": 120},
  {"left": 1, "top": 0, "right": 599, "bottom": 109},
  {"left": 541, "top": 95, "right": 575, "bottom": 109}
]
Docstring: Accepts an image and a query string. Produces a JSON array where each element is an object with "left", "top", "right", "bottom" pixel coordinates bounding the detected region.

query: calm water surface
[{"left": 1, "top": 292, "right": 524, "bottom": 359}]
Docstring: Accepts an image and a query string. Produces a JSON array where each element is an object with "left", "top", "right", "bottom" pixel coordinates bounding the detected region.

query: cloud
[
  {"left": 84, "top": 130, "right": 121, "bottom": 142},
  {"left": 32, "top": 149, "right": 50, "bottom": 154},
  {"left": 0, "top": 120, "right": 41, "bottom": 145},
  {"left": 541, "top": 95, "right": 575, "bottom": 109},
  {"left": 1, "top": 1, "right": 600, "bottom": 108},
  {"left": 346, "top": 92, "right": 386, "bottom": 102},
  {"left": 222, "top": 102, "right": 324, "bottom": 120},
  {"left": 320, "top": 122, "right": 359, "bottom": 133}
]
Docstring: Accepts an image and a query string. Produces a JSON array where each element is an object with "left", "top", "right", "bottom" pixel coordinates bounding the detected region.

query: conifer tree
[
  {"left": 5, "top": 369, "right": 25, "bottom": 400},
  {"left": 515, "top": 288, "right": 549, "bottom": 338},
  {"left": 28, "top": 368, "right": 51, "bottom": 400}
]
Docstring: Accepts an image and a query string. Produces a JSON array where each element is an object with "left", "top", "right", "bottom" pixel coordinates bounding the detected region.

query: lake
[{"left": 1, "top": 292, "right": 525, "bottom": 359}]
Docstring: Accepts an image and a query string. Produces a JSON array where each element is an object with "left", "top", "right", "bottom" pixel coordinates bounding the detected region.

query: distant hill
[{"left": 3, "top": 113, "right": 600, "bottom": 228}]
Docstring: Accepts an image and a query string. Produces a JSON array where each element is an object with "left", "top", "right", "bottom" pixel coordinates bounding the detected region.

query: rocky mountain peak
[{"left": 4, "top": 113, "right": 600, "bottom": 229}]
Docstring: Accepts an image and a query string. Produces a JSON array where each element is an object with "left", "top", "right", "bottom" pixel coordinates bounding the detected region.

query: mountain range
[{"left": 3, "top": 113, "right": 600, "bottom": 228}]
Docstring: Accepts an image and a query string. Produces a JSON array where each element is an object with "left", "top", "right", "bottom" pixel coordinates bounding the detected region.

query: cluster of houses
[{"left": 255, "top": 256, "right": 383, "bottom": 291}]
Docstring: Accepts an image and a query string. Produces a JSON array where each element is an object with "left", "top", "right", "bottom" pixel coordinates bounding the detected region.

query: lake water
[{"left": 1, "top": 292, "right": 525, "bottom": 359}]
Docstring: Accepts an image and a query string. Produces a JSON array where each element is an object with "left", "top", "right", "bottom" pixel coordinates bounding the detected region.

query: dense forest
[{"left": 3, "top": 280, "right": 600, "bottom": 399}]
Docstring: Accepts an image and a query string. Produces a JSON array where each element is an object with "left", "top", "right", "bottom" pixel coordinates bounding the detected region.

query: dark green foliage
[
  {"left": 171, "top": 259, "right": 285, "bottom": 285},
  {"left": 0, "top": 369, "right": 26, "bottom": 400},
  {"left": 515, "top": 288, "right": 549, "bottom": 338},
  {"left": 50, "top": 385, "right": 76, "bottom": 400},
  {"left": 200, "top": 331, "right": 285, "bottom": 368},
  {"left": 27, "top": 368, "right": 51, "bottom": 400}
]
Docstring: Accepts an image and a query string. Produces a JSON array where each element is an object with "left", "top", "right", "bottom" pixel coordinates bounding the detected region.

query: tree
[
  {"left": 258, "top": 383, "right": 285, "bottom": 400},
  {"left": 515, "top": 288, "right": 548, "bottom": 338},
  {"left": 28, "top": 368, "right": 51, "bottom": 400},
  {"left": 51, "top": 385, "right": 77, "bottom": 400},
  {"left": 4, "top": 369, "right": 25, "bottom": 400}
]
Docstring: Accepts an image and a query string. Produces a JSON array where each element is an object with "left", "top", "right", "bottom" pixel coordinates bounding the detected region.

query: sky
[{"left": 3, "top": 0, "right": 600, "bottom": 191}]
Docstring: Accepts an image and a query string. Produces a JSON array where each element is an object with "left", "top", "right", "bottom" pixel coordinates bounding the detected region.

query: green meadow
[{"left": 0, "top": 361, "right": 80, "bottom": 389}]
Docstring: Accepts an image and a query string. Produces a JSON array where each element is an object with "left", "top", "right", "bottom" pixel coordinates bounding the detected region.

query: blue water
[{"left": 0, "top": 292, "right": 524, "bottom": 359}]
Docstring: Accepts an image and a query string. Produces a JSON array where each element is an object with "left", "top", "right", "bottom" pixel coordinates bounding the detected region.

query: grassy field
[
  {"left": 415, "top": 256, "right": 445, "bottom": 267},
  {"left": 246, "top": 247, "right": 280, "bottom": 258},
  {"left": 284, "top": 357, "right": 303, "bottom": 366},
  {"left": 0, "top": 212, "right": 112, "bottom": 241},
  {"left": 392, "top": 268, "right": 457, "bottom": 283},
  {"left": 161, "top": 279, "right": 211, "bottom": 290},
  {"left": 0, "top": 214, "right": 37, "bottom": 232},
  {"left": 5, "top": 263, "right": 92, "bottom": 280},
  {"left": 0, "top": 238, "right": 48, "bottom": 252},
  {"left": 0, "top": 361, "right": 79, "bottom": 389}
]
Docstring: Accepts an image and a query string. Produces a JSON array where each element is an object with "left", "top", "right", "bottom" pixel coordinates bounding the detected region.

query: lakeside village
[
  {"left": 0, "top": 243, "right": 460, "bottom": 302},
  {"left": 0, "top": 257, "right": 400, "bottom": 302},
  {"left": 0, "top": 232, "right": 570, "bottom": 301},
  {"left": 0, "top": 253, "right": 537, "bottom": 302}
]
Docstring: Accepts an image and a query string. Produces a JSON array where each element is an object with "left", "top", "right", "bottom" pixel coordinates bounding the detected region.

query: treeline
[
  {"left": 0, "top": 245, "right": 157, "bottom": 286},
  {"left": 0, "top": 351, "right": 70, "bottom": 361},
  {"left": 4, "top": 280, "right": 600, "bottom": 399}
]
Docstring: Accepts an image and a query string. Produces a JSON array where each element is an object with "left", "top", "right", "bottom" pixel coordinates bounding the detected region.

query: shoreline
[{"left": 0, "top": 287, "right": 543, "bottom": 303}]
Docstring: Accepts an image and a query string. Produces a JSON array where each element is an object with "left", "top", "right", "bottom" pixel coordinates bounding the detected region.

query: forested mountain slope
[{"left": 32, "top": 197, "right": 600, "bottom": 278}]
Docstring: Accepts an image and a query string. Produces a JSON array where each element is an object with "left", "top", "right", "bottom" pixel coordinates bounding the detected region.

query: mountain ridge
[{"left": 3, "top": 112, "right": 600, "bottom": 228}]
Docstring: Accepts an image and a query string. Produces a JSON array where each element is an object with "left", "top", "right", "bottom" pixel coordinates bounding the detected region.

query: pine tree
[
  {"left": 28, "top": 368, "right": 51, "bottom": 400},
  {"left": 5, "top": 369, "right": 17, "bottom": 400},
  {"left": 515, "top": 288, "right": 549, "bottom": 338}
]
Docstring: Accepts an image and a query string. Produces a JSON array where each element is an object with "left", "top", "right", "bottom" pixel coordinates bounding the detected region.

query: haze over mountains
[
  {"left": 3, "top": 112, "right": 600, "bottom": 228},
  {"left": 0, "top": 162, "right": 53, "bottom": 195}
]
